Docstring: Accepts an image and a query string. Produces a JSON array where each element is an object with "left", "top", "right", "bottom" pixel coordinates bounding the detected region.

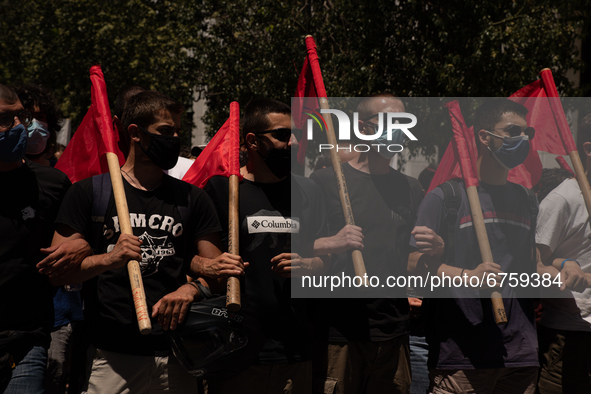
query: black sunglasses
[
  {"left": 253, "top": 128, "right": 294, "bottom": 142},
  {"left": 0, "top": 110, "right": 33, "bottom": 130},
  {"left": 493, "top": 125, "right": 536, "bottom": 140}
]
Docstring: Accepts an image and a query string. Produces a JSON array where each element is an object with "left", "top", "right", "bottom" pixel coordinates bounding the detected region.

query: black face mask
[
  {"left": 258, "top": 139, "right": 291, "bottom": 179},
  {"left": 138, "top": 126, "right": 180, "bottom": 170}
]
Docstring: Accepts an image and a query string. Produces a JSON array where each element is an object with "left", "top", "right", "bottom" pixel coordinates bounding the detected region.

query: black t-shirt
[
  {"left": 0, "top": 160, "right": 71, "bottom": 339},
  {"left": 204, "top": 175, "right": 324, "bottom": 364},
  {"left": 410, "top": 181, "right": 538, "bottom": 369},
  {"left": 310, "top": 163, "right": 423, "bottom": 341},
  {"left": 56, "top": 174, "right": 221, "bottom": 356}
]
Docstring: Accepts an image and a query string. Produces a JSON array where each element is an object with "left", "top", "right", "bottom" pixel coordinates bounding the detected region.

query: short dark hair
[
  {"left": 242, "top": 98, "right": 291, "bottom": 138},
  {"left": 121, "top": 91, "right": 183, "bottom": 132},
  {"left": 356, "top": 92, "right": 402, "bottom": 121},
  {"left": 577, "top": 113, "right": 591, "bottom": 160},
  {"left": 113, "top": 86, "right": 146, "bottom": 119},
  {"left": 533, "top": 168, "right": 573, "bottom": 202},
  {"left": 473, "top": 99, "right": 528, "bottom": 145},
  {"left": 12, "top": 84, "right": 61, "bottom": 133},
  {"left": 0, "top": 84, "right": 19, "bottom": 103}
]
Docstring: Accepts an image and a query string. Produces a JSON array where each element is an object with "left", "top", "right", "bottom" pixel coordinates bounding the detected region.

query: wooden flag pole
[
  {"left": 303, "top": 35, "right": 367, "bottom": 282},
  {"left": 106, "top": 152, "right": 152, "bottom": 334},
  {"left": 567, "top": 151, "right": 591, "bottom": 217},
  {"left": 447, "top": 101, "right": 506, "bottom": 324},
  {"left": 466, "top": 186, "right": 507, "bottom": 324},
  {"left": 226, "top": 173, "right": 241, "bottom": 312},
  {"left": 539, "top": 68, "right": 591, "bottom": 225},
  {"left": 318, "top": 97, "right": 368, "bottom": 281}
]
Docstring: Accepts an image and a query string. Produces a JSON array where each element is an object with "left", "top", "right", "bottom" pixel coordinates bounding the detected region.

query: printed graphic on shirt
[
  {"left": 108, "top": 213, "right": 184, "bottom": 239},
  {"left": 105, "top": 213, "right": 181, "bottom": 276},
  {"left": 138, "top": 231, "right": 175, "bottom": 276},
  {"left": 22, "top": 206, "right": 35, "bottom": 221}
]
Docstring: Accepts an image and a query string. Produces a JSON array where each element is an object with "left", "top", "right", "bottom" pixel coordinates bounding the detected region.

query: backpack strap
[
  {"left": 439, "top": 179, "right": 463, "bottom": 264},
  {"left": 168, "top": 176, "right": 193, "bottom": 227},
  {"left": 515, "top": 183, "right": 539, "bottom": 267},
  {"left": 91, "top": 173, "right": 113, "bottom": 252}
]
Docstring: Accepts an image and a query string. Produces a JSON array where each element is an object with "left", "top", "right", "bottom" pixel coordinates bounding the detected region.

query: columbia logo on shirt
[{"left": 247, "top": 216, "right": 300, "bottom": 234}]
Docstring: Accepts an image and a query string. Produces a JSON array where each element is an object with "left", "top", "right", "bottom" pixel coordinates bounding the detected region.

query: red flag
[
  {"left": 293, "top": 35, "right": 328, "bottom": 164},
  {"left": 448, "top": 101, "right": 479, "bottom": 188},
  {"left": 182, "top": 102, "right": 241, "bottom": 188},
  {"left": 510, "top": 69, "right": 576, "bottom": 155},
  {"left": 555, "top": 156, "right": 574, "bottom": 174},
  {"left": 427, "top": 72, "right": 575, "bottom": 192},
  {"left": 428, "top": 101, "right": 542, "bottom": 192},
  {"left": 55, "top": 65, "right": 125, "bottom": 183}
]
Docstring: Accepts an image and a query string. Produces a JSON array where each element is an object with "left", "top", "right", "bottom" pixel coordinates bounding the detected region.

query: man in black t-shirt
[
  {"left": 311, "top": 94, "right": 423, "bottom": 394},
  {"left": 408, "top": 99, "right": 539, "bottom": 393},
  {"left": 48, "top": 91, "right": 244, "bottom": 393},
  {"left": 205, "top": 98, "right": 325, "bottom": 394}
]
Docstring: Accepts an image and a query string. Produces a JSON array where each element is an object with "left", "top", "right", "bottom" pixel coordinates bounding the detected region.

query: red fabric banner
[
  {"left": 428, "top": 107, "right": 543, "bottom": 193},
  {"left": 429, "top": 71, "right": 574, "bottom": 192},
  {"left": 447, "top": 101, "right": 479, "bottom": 188},
  {"left": 537, "top": 69, "right": 577, "bottom": 153},
  {"left": 182, "top": 101, "right": 241, "bottom": 188},
  {"left": 555, "top": 156, "right": 574, "bottom": 175},
  {"left": 55, "top": 65, "right": 125, "bottom": 183},
  {"left": 508, "top": 79, "right": 569, "bottom": 156},
  {"left": 293, "top": 36, "right": 327, "bottom": 164}
]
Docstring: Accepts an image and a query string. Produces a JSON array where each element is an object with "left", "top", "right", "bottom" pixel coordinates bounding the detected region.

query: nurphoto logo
[{"left": 303, "top": 107, "right": 418, "bottom": 153}]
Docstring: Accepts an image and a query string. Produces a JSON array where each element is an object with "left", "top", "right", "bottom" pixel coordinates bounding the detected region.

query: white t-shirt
[
  {"left": 164, "top": 156, "right": 194, "bottom": 180},
  {"left": 536, "top": 178, "right": 591, "bottom": 331}
]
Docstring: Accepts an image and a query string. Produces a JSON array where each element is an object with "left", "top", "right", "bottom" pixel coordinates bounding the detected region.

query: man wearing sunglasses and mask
[
  {"left": 0, "top": 84, "right": 72, "bottom": 393},
  {"left": 204, "top": 98, "right": 326, "bottom": 394},
  {"left": 409, "top": 99, "right": 539, "bottom": 393}
]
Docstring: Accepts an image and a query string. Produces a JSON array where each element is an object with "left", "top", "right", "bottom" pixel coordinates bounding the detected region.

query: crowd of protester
[{"left": 2, "top": 82, "right": 591, "bottom": 394}]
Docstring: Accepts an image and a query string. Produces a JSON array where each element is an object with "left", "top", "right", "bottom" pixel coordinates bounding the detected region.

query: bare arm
[
  {"left": 37, "top": 234, "right": 92, "bottom": 277},
  {"left": 411, "top": 226, "right": 445, "bottom": 258},
  {"left": 151, "top": 232, "right": 248, "bottom": 330},
  {"left": 47, "top": 225, "right": 142, "bottom": 286},
  {"left": 190, "top": 232, "right": 248, "bottom": 277},
  {"left": 538, "top": 243, "right": 591, "bottom": 292},
  {"left": 271, "top": 253, "right": 328, "bottom": 278},
  {"left": 313, "top": 224, "right": 364, "bottom": 255}
]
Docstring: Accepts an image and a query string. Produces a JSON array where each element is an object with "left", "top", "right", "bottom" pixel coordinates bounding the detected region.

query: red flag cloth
[
  {"left": 447, "top": 101, "right": 479, "bottom": 188},
  {"left": 428, "top": 99, "right": 543, "bottom": 193},
  {"left": 555, "top": 156, "right": 575, "bottom": 175},
  {"left": 293, "top": 36, "right": 328, "bottom": 164},
  {"left": 428, "top": 71, "right": 576, "bottom": 193},
  {"left": 511, "top": 68, "right": 577, "bottom": 155},
  {"left": 182, "top": 102, "right": 241, "bottom": 189},
  {"left": 508, "top": 77, "right": 571, "bottom": 155},
  {"left": 55, "top": 65, "right": 125, "bottom": 183}
]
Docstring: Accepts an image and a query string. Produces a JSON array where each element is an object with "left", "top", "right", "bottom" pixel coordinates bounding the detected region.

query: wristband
[
  {"left": 460, "top": 268, "right": 466, "bottom": 277},
  {"left": 186, "top": 281, "right": 204, "bottom": 302},
  {"left": 195, "top": 280, "right": 214, "bottom": 299},
  {"left": 561, "top": 259, "right": 581, "bottom": 270}
]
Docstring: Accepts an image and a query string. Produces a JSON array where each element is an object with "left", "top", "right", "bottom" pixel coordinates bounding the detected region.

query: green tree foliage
[
  {"left": 0, "top": 0, "right": 588, "bottom": 159},
  {"left": 0, "top": 0, "right": 201, "bottom": 143}
]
